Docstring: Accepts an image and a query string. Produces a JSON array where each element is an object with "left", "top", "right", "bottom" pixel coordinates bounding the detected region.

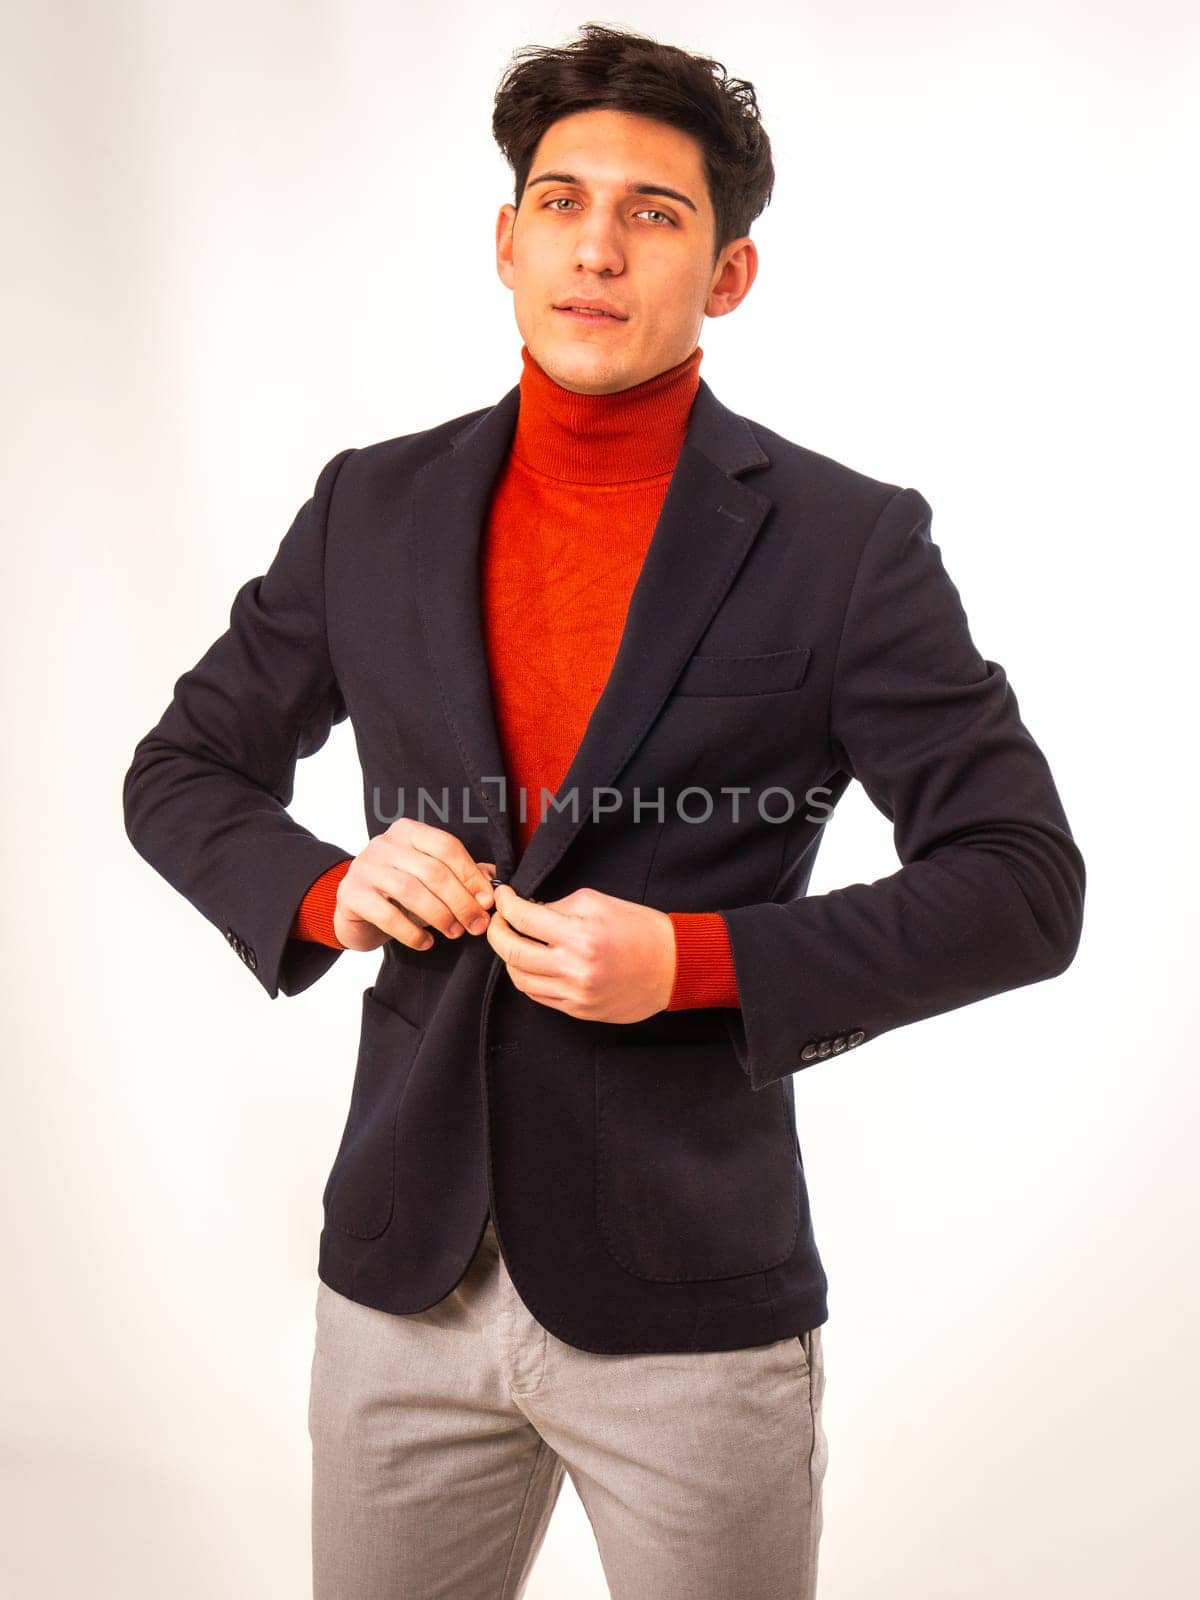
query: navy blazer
[{"left": 122, "top": 374, "right": 1085, "bottom": 1353}]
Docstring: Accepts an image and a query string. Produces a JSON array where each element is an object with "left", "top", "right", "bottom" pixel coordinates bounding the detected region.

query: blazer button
[
  {"left": 800, "top": 1042, "right": 819, "bottom": 1062},
  {"left": 817, "top": 1039, "right": 832, "bottom": 1058},
  {"left": 832, "top": 1036, "right": 847, "bottom": 1052},
  {"left": 848, "top": 1030, "right": 865, "bottom": 1047},
  {"left": 244, "top": 947, "right": 257, "bottom": 971}
]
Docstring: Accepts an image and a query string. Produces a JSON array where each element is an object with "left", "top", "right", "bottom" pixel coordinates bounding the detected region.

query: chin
[{"left": 538, "top": 338, "right": 621, "bottom": 392}]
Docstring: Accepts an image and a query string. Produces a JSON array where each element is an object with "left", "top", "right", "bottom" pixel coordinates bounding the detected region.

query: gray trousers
[{"left": 309, "top": 1216, "right": 828, "bottom": 1599}]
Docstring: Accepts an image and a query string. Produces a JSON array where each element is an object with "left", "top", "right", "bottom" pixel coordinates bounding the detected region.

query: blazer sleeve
[
  {"left": 718, "top": 485, "right": 1086, "bottom": 1091},
  {"left": 122, "top": 447, "right": 359, "bottom": 1000}
]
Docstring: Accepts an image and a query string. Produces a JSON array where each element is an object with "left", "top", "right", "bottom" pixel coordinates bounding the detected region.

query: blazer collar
[{"left": 412, "top": 375, "right": 772, "bottom": 897}]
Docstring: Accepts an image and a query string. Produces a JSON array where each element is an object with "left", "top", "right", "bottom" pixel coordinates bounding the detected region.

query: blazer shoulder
[
  {"left": 334, "top": 400, "right": 496, "bottom": 487},
  {"left": 740, "top": 412, "right": 910, "bottom": 520}
]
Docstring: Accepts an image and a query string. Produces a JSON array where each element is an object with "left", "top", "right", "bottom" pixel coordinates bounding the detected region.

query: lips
[{"left": 554, "top": 300, "right": 628, "bottom": 320}]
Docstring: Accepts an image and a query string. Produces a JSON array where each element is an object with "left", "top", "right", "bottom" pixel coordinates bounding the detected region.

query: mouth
[{"left": 554, "top": 303, "right": 628, "bottom": 323}]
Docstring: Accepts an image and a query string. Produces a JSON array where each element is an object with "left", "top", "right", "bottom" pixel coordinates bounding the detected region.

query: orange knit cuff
[
  {"left": 665, "top": 911, "right": 740, "bottom": 1010},
  {"left": 290, "top": 858, "right": 353, "bottom": 949},
  {"left": 291, "top": 872, "right": 741, "bottom": 1004}
]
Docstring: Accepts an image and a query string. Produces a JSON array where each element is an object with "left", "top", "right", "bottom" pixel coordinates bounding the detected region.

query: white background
[{"left": 3, "top": 2, "right": 1197, "bottom": 1595}]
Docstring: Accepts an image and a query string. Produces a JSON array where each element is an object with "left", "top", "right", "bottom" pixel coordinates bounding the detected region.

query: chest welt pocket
[
  {"left": 322, "top": 985, "right": 424, "bottom": 1239},
  {"left": 595, "top": 1038, "right": 801, "bottom": 1281},
  {"left": 672, "top": 645, "right": 811, "bottom": 697}
]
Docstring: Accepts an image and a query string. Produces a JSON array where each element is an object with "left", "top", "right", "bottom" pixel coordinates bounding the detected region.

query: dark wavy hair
[{"left": 492, "top": 23, "right": 775, "bottom": 267}]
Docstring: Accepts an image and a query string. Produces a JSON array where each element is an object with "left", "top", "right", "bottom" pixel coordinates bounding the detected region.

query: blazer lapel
[
  {"left": 412, "top": 386, "right": 523, "bottom": 872},
  {"left": 413, "top": 375, "right": 773, "bottom": 896}
]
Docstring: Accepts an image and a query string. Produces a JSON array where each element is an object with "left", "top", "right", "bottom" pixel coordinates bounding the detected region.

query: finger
[
  {"left": 383, "top": 864, "right": 467, "bottom": 936},
  {"left": 405, "top": 842, "right": 494, "bottom": 929},
  {"left": 353, "top": 886, "right": 436, "bottom": 950},
  {"left": 475, "top": 863, "right": 499, "bottom": 912},
  {"left": 493, "top": 884, "right": 560, "bottom": 945},
  {"left": 507, "top": 973, "right": 577, "bottom": 1012},
  {"left": 487, "top": 909, "right": 563, "bottom": 980},
  {"left": 383, "top": 853, "right": 489, "bottom": 938},
  {"left": 408, "top": 825, "right": 496, "bottom": 914}
]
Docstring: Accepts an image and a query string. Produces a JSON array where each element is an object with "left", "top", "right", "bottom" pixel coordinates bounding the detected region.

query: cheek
[
  {"left": 512, "top": 225, "right": 554, "bottom": 276},
  {"left": 643, "top": 275, "right": 706, "bottom": 335}
]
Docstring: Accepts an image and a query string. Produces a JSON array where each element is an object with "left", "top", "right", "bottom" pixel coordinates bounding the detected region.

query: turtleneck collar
[{"left": 510, "top": 342, "right": 704, "bottom": 485}]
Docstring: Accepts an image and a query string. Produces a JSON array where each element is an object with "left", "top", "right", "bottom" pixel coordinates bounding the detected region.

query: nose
[{"left": 572, "top": 210, "right": 624, "bottom": 278}]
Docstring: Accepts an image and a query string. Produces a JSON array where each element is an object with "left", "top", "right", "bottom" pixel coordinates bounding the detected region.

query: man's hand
[
  {"left": 332, "top": 818, "right": 496, "bottom": 953},
  {"left": 485, "top": 884, "right": 676, "bottom": 1023}
]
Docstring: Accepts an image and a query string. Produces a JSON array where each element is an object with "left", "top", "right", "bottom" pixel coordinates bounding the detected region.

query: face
[{"left": 495, "top": 108, "right": 757, "bottom": 395}]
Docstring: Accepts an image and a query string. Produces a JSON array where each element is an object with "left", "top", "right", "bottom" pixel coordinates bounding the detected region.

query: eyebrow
[{"left": 524, "top": 170, "right": 699, "bottom": 216}]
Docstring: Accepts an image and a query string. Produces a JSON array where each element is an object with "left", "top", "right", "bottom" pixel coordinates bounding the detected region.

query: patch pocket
[
  {"left": 673, "top": 645, "right": 812, "bottom": 697},
  {"left": 595, "top": 1037, "right": 801, "bottom": 1281},
  {"left": 322, "top": 985, "right": 424, "bottom": 1239}
]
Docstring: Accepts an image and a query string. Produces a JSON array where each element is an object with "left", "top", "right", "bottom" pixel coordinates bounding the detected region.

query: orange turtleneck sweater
[{"left": 289, "top": 343, "right": 739, "bottom": 1010}]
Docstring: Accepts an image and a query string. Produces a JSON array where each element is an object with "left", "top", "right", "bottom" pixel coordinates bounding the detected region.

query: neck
[{"left": 511, "top": 343, "right": 704, "bottom": 485}]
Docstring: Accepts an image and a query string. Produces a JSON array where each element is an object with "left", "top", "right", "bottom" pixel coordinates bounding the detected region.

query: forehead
[{"left": 529, "top": 109, "right": 708, "bottom": 201}]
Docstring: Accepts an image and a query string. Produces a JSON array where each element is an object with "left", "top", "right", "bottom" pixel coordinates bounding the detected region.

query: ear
[
  {"left": 704, "top": 236, "right": 758, "bottom": 319},
  {"left": 496, "top": 204, "right": 517, "bottom": 290}
]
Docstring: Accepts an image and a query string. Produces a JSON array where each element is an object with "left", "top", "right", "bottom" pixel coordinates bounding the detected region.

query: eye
[{"left": 542, "top": 198, "right": 676, "bottom": 226}]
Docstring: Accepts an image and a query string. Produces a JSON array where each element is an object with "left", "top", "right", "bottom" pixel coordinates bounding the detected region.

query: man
[{"left": 122, "top": 22, "right": 1085, "bottom": 1600}]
